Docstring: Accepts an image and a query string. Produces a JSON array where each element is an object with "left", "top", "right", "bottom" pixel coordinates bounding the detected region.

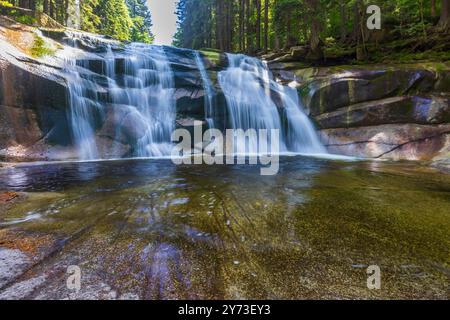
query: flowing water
[
  {"left": 218, "top": 54, "right": 326, "bottom": 155},
  {"left": 2, "top": 42, "right": 448, "bottom": 300},
  {"left": 194, "top": 51, "right": 217, "bottom": 129},
  {"left": 65, "top": 43, "right": 176, "bottom": 159},
  {"left": 0, "top": 158, "right": 449, "bottom": 299},
  {"left": 64, "top": 44, "right": 326, "bottom": 160}
]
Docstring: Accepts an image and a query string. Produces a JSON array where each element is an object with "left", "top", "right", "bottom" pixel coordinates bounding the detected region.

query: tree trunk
[
  {"left": 239, "top": 0, "right": 244, "bottom": 51},
  {"left": 226, "top": 0, "right": 233, "bottom": 52},
  {"left": 255, "top": 0, "right": 261, "bottom": 52},
  {"left": 431, "top": 0, "right": 437, "bottom": 17},
  {"left": 49, "top": 0, "right": 54, "bottom": 19},
  {"left": 216, "top": 0, "right": 225, "bottom": 51},
  {"left": 439, "top": 0, "right": 450, "bottom": 31},
  {"left": 19, "top": 0, "right": 28, "bottom": 8},
  {"left": 246, "top": 0, "right": 253, "bottom": 54},
  {"left": 263, "top": 0, "right": 269, "bottom": 52},
  {"left": 355, "top": 0, "right": 367, "bottom": 60},
  {"left": 306, "top": 0, "right": 323, "bottom": 60},
  {"left": 29, "top": 0, "right": 36, "bottom": 11},
  {"left": 339, "top": 0, "right": 347, "bottom": 43},
  {"left": 43, "top": 0, "right": 49, "bottom": 15},
  {"left": 285, "top": 11, "right": 291, "bottom": 49},
  {"left": 65, "top": 0, "right": 69, "bottom": 26}
]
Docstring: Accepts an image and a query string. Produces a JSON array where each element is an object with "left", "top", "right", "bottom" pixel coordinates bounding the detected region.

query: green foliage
[
  {"left": 1, "top": 0, "right": 155, "bottom": 44},
  {"left": 174, "top": 0, "right": 214, "bottom": 48},
  {"left": 95, "top": 0, "right": 133, "bottom": 41},
  {"left": 0, "top": 1, "right": 13, "bottom": 7},
  {"left": 15, "top": 14, "right": 35, "bottom": 25},
  {"left": 126, "top": 0, "right": 154, "bottom": 43},
  {"left": 130, "top": 16, "right": 153, "bottom": 43},
  {"left": 81, "top": 0, "right": 101, "bottom": 33},
  {"left": 174, "top": 0, "right": 450, "bottom": 62},
  {"left": 30, "top": 35, "right": 55, "bottom": 58}
]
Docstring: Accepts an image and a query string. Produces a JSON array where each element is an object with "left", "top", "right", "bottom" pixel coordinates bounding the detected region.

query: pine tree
[
  {"left": 95, "top": 0, "right": 133, "bottom": 41},
  {"left": 80, "top": 0, "right": 101, "bottom": 33},
  {"left": 126, "top": 0, "right": 154, "bottom": 43}
]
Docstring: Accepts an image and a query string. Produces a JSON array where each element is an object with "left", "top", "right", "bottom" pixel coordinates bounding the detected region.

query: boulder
[
  {"left": 315, "top": 96, "right": 450, "bottom": 129},
  {"left": 303, "top": 69, "right": 437, "bottom": 116},
  {"left": 98, "top": 104, "right": 148, "bottom": 145},
  {"left": 0, "top": 105, "right": 42, "bottom": 149},
  {"left": 290, "top": 46, "right": 308, "bottom": 59},
  {"left": 175, "top": 87, "right": 206, "bottom": 119},
  {"left": 320, "top": 123, "right": 450, "bottom": 160},
  {"left": 0, "top": 58, "right": 68, "bottom": 111}
]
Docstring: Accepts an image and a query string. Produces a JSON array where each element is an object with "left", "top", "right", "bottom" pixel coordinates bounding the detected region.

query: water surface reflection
[{"left": 0, "top": 157, "right": 449, "bottom": 299}]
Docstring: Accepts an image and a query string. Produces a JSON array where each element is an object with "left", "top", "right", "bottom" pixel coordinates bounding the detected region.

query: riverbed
[{"left": 0, "top": 156, "right": 449, "bottom": 299}]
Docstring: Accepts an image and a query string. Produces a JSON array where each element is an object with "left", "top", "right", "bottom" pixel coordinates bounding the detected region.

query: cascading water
[
  {"left": 194, "top": 52, "right": 217, "bottom": 129},
  {"left": 64, "top": 42, "right": 176, "bottom": 160},
  {"left": 218, "top": 53, "right": 326, "bottom": 155},
  {"left": 64, "top": 59, "right": 103, "bottom": 160},
  {"left": 63, "top": 36, "right": 325, "bottom": 160}
]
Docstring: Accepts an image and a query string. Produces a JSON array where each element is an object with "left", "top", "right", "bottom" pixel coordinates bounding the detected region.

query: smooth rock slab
[{"left": 0, "top": 248, "right": 30, "bottom": 289}]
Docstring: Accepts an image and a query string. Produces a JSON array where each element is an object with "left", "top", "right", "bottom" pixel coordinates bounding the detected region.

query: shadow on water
[{"left": 0, "top": 157, "right": 449, "bottom": 299}]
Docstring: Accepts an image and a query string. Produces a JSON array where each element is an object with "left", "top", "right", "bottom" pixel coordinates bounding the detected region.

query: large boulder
[
  {"left": 302, "top": 69, "right": 439, "bottom": 116},
  {"left": 320, "top": 124, "right": 450, "bottom": 160},
  {"left": 97, "top": 104, "right": 148, "bottom": 145},
  {"left": 315, "top": 96, "right": 450, "bottom": 129}
]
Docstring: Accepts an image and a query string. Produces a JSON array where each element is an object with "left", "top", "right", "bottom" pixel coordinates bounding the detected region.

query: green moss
[
  {"left": 15, "top": 14, "right": 36, "bottom": 26},
  {"left": 30, "top": 35, "right": 55, "bottom": 58},
  {"left": 200, "top": 49, "right": 221, "bottom": 65}
]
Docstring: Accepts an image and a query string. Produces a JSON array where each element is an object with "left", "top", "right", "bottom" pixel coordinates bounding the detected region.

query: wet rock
[
  {"left": 0, "top": 105, "right": 42, "bottom": 149},
  {"left": 175, "top": 87, "right": 206, "bottom": 119},
  {"left": 0, "top": 192, "right": 18, "bottom": 203},
  {"left": 315, "top": 96, "right": 450, "bottom": 129},
  {"left": 0, "top": 248, "right": 30, "bottom": 289},
  {"left": 0, "top": 275, "right": 46, "bottom": 300},
  {"left": 98, "top": 104, "right": 147, "bottom": 145},
  {"left": 176, "top": 119, "right": 208, "bottom": 147},
  {"left": 303, "top": 69, "right": 437, "bottom": 116},
  {"left": 0, "top": 58, "right": 68, "bottom": 111},
  {"left": 120, "top": 109, "right": 149, "bottom": 143},
  {"left": 320, "top": 123, "right": 450, "bottom": 160},
  {"left": 0, "top": 54, "right": 71, "bottom": 151},
  {"left": 95, "top": 136, "right": 130, "bottom": 159},
  {"left": 290, "top": 46, "right": 308, "bottom": 59}
]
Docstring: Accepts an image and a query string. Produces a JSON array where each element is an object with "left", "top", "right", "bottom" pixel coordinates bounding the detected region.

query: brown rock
[
  {"left": 321, "top": 123, "right": 450, "bottom": 160},
  {"left": 315, "top": 96, "right": 450, "bottom": 129},
  {"left": 0, "top": 191, "right": 18, "bottom": 203}
]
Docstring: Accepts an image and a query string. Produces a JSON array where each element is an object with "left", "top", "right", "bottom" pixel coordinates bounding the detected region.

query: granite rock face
[{"left": 269, "top": 61, "right": 450, "bottom": 163}]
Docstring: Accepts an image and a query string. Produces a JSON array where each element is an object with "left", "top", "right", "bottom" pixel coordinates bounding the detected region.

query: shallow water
[{"left": 0, "top": 157, "right": 449, "bottom": 299}]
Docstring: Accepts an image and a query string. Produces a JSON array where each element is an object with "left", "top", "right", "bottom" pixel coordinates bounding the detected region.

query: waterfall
[
  {"left": 63, "top": 38, "right": 325, "bottom": 160},
  {"left": 64, "top": 59, "right": 103, "bottom": 160},
  {"left": 65, "top": 43, "right": 176, "bottom": 160},
  {"left": 218, "top": 53, "right": 326, "bottom": 155},
  {"left": 194, "top": 52, "right": 216, "bottom": 129}
]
